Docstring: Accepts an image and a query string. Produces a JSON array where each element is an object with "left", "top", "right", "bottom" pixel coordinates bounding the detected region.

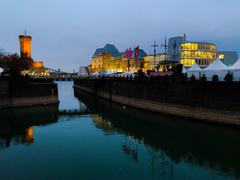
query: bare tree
[{"left": 0, "top": 49, "right": 33, "bottom": 77}]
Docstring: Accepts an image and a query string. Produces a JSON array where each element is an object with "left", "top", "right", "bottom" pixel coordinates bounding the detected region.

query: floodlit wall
[{"left": 19, "top": 35, "right": 32, "bottom": 58}]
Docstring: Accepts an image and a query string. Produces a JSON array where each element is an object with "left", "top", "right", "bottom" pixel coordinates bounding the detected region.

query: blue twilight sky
[{"left": 0, "top": 0, "right": 240, "bottom": 72}]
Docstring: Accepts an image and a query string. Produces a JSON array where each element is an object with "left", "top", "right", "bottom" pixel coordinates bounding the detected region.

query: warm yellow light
[
  {"left": 25, "top": 127, "right": 34, "bottom": 144},
  {"left": 33, "top": 61, "right": 44, "bottom": 69},
  {"left": 19, "top": 35, "right": 32, "bottom": 58},
  {"left": 219, "top": 54, "right": 225, "bottom": 60},
  {"left": 180, "top": 59, "right": 195, "bottom": 67},
  {"left": 180, "top": 42, "right": 217, "bottom": 67}
]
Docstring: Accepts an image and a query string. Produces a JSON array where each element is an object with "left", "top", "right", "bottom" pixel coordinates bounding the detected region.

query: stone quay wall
[
  {"left": 74, "top": 78, "right": 240, "bottom": 126},
  {"left": 0, "top": 78, "right": 59, "bottom": 109}
]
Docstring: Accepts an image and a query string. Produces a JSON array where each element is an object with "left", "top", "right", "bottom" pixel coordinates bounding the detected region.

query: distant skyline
[{"left": 1, "top": 0, "right": 240, "bottom": 72}]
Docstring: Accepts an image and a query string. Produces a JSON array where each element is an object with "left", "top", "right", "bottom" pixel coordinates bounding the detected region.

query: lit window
[{"left": 219, "top": 54, "right": 225, "bottom": 60}]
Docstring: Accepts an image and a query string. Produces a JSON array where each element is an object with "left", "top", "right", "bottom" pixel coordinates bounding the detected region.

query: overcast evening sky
[{"left": 0, "top": 0, "right": 240, "bottom": 72}]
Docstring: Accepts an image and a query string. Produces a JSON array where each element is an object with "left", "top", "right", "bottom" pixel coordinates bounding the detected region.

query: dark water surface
[{"left": 0, "top": 81, "right": 239, "bottom": 180}]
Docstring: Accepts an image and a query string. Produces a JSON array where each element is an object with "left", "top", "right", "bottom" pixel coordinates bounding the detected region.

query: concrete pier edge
[{"left": 74, "top": 84, "right": 240, "bottom": 126}]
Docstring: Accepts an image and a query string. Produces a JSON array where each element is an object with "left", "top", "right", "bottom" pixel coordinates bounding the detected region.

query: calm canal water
[{"left": 0, "top": 81, "right": 240, "bottom": 180}]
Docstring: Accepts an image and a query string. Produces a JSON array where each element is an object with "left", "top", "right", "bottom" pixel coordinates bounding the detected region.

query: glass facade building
[
  {"left": 180, "top": 42, "right": 217, "bottom": 67},
  {"left": 167, "top": 35, "right": 224, "bottom": 68}
]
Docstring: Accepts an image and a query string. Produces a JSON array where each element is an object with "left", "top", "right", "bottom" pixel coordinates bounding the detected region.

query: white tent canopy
[
  {"left": 122, "top": 71, "right": 132, "bottom": 76},
  {"left": 186, "top": 63, "right": 202, "bottom": 79},
  {"left": 203, "top": 59, "right": 230, "bottom": 71},
  {"left": 231, "top": 59, "right": 240, "bottom": 70},
  {"left": 182, "top": 66, "right": 187, "bottom": 74},
  {"left": 78, "top": 66, "right": 90, "bottom": 77},
  {"left": 187, "top": 63, "right": 202, "bottom": 72},
  {"left": 91, "top": 72, "right": 99, "bottom": 77},
  {"left": 121, "top": 71, "right": 137, "bottom": 78},
  {"left": 202, "top": 59, "right": 231, "bottom": 81},
  {"left": 231, "top": 59, "right": 240, "bottom": 81},
  {"left": 104, "top": 71, "right": 117, "bottom": 76}
]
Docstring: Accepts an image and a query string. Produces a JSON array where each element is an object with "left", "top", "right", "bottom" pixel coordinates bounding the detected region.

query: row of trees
[{"left": 0, "top": 48, "right": 33, "bottom": 77}]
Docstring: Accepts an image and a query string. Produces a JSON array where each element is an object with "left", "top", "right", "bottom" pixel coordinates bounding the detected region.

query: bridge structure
[
  {"left": 45, "top": 67, "right": 79, "bottom": 81},
  {"left": 58, "top": 108, "right": 92, "bottom": 116}
]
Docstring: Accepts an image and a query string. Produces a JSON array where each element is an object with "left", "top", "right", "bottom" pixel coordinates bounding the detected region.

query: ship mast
[{"left": 151, "top": 40, "right": 159, "bottom": 71}]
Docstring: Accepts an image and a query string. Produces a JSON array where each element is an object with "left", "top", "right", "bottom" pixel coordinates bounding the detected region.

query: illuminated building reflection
[
  {"left": 0, "top": 105, "right": 58, "bottom": 150},
  {"left": 92, "top": 115, "right": 114, "bottom": 135},
  {"left": 24, "top": 127, "right": 34, "bottom": 144}
]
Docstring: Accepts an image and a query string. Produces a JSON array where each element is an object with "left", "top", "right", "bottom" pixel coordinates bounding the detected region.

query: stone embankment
[
  {"left": 0, "top": 78, "right": 59, "bottom": 109},
  {"left": 74, "top": 78, "right": 240, "bottom": 126}
]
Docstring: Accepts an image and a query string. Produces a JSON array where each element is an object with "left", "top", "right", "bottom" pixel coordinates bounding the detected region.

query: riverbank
[
  {"left": 74, "top": 78, "right": 240, "bottom": 126},
  {"left": 0, "top": 77, "right": 59, "bottom": 109}
]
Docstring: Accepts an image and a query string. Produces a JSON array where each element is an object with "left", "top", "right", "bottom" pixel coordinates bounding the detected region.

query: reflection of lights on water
[{"left": 24, "top": 127, "right": 34, "bottom": 144}]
